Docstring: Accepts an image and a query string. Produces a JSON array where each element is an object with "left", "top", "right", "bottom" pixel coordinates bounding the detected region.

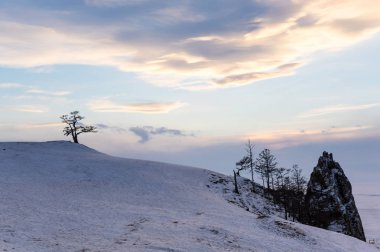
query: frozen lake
[{"left": 356, "top": 194, "right": 380, "bottom": 245}]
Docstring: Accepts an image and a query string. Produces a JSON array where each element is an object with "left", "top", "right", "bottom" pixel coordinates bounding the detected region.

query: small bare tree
[
  {"left": 291, "top": 164, "right": 307, "bottom": 194},
  {"left": 235, "top": 140, "right": 256, "bottom": 192},
  {"left": 236, "top": 156, "right": 250, "bottom": 176},
  {"left": 60, "top": 111, "right": 97, "bottom": 144},
  {"left": 256, "top": 148, "right": 277, "bottom": 194},
  {"left": 245, "top": 140, "right": 256, "bottom": 192},
  {"left": 290, "top": 164, "right": 307, "bottom": 221}
]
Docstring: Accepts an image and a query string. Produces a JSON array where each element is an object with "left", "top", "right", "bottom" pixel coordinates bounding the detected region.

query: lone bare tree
[{"left": 60, "top": 111, "right": 97, "bottom": 144}]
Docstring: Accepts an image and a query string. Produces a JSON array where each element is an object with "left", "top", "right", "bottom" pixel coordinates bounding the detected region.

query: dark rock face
[{"left": 305, "top": 151, "right": 366, "bottom": 241}]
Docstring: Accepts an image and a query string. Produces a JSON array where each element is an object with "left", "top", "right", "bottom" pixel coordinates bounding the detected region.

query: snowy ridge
[{"left": 0, "top": 141, "right": 378, "bottom": 252}]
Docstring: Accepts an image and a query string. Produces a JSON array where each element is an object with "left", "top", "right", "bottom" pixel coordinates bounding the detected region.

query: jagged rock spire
[{"left": 305, "top": 151, "right": 366, "bottom": 241}]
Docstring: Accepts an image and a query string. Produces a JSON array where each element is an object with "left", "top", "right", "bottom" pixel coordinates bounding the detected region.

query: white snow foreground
[{"left": 0, "top": 141, "right": 377, "bottom": 252}]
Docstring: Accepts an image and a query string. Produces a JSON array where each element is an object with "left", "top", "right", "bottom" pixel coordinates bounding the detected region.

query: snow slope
[{"left": 0, "top": 141, "right": 377, "bottom": 252}]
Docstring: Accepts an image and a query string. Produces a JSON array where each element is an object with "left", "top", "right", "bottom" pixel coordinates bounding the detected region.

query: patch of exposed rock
[{"left": 305, "top": 151, "right": 366, "bottom": 241}]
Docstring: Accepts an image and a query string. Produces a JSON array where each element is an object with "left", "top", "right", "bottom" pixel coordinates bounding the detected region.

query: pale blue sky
[{"left": 0, "top": 0, "right": 379, "bottom": 193}]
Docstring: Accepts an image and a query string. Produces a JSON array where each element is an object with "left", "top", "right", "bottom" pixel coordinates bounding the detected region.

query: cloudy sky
[{"left": 0, "top": 0, "right": 379, "bottom": 193}]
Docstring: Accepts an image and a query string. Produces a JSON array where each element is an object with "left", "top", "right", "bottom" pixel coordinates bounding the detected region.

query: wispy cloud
[
  {"left": 0, "top": 83, "right": 70, "bottom": 101},
  {"left": 246, "top": 125, "right": 374, "bottom": 149},
  {"left": 214, "top": 63, "right": 302, "bottom": 87},
  {"left": 21, "top": 122, "right": 64, "bottom": 128},
  {"left": 12, "top": 105, "right": 48, "bottom": 113},
  {"left": 27, "top": 66, "right": 55, "bottom": 73},
  {"left": 0, "top": 1, "right": 379, "bottom": 89},
  {"left": 299, "top": 103, "right": 380, "bottom": 118},
  {"left": 88, "top": 98, "right": 186, "bottom": 113},
  {"left": 153, "top": 6, "right": 206, "bottom": 24},
  {"left": 26, "top": 89, "right": 71, "bottom": 97},
  {"left": 84, "top": 0, "right": 147, "bottom": 7},
  {"left": 130, "top": 126, "right": 192, "bottom": 143},
  {"left": 0, "top": 83, "right": 24, "bottom": 89},
  {"left": 0, "top": 122, "right": 64, "bottom": 133},
  {"left": 95, "top": 123, "right": 127, "bottom": 133},
  {"left": 129, "top": 127, "right": 151, "bottom": 143}
]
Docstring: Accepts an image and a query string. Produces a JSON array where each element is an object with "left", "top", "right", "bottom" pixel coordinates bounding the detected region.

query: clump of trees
[
  {"left": 234, "top": 140, "right": 307, "bottom": 222},
  {"left": 60, "top": 111, "right": 97, "bottom": 144},
  {"left": 271, "top": 164, "right": 307, "bottom": 221}
]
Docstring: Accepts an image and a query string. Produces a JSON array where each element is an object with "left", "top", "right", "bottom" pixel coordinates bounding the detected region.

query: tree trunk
[
  {"left": 250, "top": 168, "right": 255, "bottom": 192},
  {"left": 284, "top": 203, "right": 288, "bottom": 220},
  {"left": 271, "top": 176, "right": 274, "bottom": 191},
  {"left": 233, "top": 170, "right": 239, "bottom": 194},
  {"left": 73, "top": 135, "right": 79, "bottom": 143},
  {"left": 72, "top": 129, "right": 79, "bottom": 143}
]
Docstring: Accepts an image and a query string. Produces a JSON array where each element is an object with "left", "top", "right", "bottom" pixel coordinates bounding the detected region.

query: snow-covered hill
[{"left": 0, "top": 141, "right": 377, "bottom": 252}]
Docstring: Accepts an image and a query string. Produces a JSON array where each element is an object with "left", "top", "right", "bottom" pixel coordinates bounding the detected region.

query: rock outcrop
[{"left": 305, "top": 151, "right": 366, "bottom": 241}]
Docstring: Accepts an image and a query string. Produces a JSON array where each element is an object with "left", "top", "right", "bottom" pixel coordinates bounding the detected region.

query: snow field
[{"left": 0, "top": 141, "right": 378, "bottom": 251}]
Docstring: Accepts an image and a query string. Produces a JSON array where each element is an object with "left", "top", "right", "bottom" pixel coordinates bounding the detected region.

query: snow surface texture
[{"left": 0, "top": 141, "right": 378, "bottom": 252}]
